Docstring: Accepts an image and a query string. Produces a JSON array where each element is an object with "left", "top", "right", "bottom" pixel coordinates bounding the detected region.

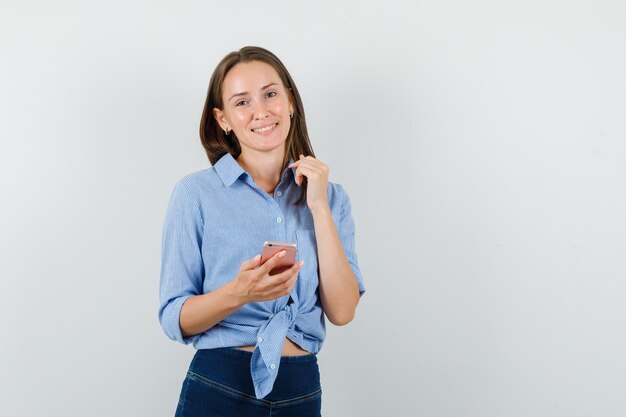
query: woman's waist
[{"left": 233, "top": 337, "right": 311, "bottom": 356}]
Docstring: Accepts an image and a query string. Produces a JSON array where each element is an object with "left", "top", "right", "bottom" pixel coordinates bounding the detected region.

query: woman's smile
[{"left": 252, "top": 123, "right": 278, "bottom": 135}]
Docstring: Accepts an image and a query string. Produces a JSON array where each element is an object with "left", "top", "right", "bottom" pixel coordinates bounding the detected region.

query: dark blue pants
[{"left": 175, "top": 348, "right": 322, "bottom": 416}]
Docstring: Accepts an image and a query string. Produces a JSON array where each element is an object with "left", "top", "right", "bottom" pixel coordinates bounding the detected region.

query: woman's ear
[
  {"left": 213, "top": 108, "right": 229, "bottom": 132},
  {"left": 288, "top": 98, "right": 295, "bottom": 116},
  {"left": 285, "top": 87, "right": 295, "bottom": 116}
]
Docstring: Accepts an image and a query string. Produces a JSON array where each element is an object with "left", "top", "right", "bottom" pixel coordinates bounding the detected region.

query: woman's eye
[
  {"left": 266, "top": 91, "right": 277, "bottom": 98},
  {"left": 235, "top": 100, "right": 248, "bottom": 107}
]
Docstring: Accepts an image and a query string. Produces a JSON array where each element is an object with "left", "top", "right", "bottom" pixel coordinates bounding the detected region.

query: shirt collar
[
  {"left": 214, "top": 153, "right": 245, "bottom": 187},
  {"left": 214, "top": 152, "right": 297, "bottom": 187}
]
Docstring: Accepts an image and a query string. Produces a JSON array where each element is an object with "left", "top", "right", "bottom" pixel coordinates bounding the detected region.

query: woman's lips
[{"left": 252, "top": 123, "right": 277, "bottom": 135}]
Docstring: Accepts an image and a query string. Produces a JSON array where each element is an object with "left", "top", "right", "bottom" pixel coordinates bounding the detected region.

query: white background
[{"left": 2, "top": 1, "right": 625, "bottom": 416}]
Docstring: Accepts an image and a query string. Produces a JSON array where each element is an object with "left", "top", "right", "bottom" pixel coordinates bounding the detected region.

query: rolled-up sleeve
[
  {"left": 158, "top": 180, "right": 204, "bottom": 344},
  {"left": 336, "top": 184, "right": 366, "bottom": 296}
]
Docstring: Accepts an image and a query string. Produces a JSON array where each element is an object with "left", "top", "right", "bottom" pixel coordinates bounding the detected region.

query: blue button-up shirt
[{"left": 158, "top": 152, "right": 365, "bottom": 398}]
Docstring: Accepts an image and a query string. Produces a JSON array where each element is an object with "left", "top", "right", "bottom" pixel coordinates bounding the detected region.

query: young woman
[{"left": 159, "top": 46, "right": 366, "bottom": 417}]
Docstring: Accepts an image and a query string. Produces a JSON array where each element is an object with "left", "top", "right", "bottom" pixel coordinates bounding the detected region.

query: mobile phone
[{"left": 260, "top": 241, "right": 297, "bottom": 275}]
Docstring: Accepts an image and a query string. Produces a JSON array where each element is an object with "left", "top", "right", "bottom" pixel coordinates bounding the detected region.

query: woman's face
[{"left": 214, "top": 60, "right": 294, "bottom": 157}]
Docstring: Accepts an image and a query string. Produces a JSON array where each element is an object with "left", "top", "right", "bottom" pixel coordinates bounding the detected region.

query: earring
[
  {"left": 225, "top": 128, "right": 230, "bottom": 135},
  {"left": 289, "top": 112, "right": 293, "bottom": 118}
]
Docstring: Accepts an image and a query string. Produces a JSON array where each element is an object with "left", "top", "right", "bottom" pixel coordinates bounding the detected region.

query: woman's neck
[{"left": 236, "top": 149, "right": 285, "bottom": 193}]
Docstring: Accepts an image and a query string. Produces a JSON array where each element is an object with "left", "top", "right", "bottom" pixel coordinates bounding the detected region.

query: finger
[
  {"left": 293, "top": 161, "right": 307, "bottom": 185},
  {"left": 297, "top": 156, "right": 327, "bottom": 172},
  {"left": 255, "top": 259, "right": 300, "bottom": 297},
  {"left": 293, "top": 164, "right": 316, "bottom": 187},
  {"left": 285, "top": 268, "right": 299, "bottom": 290},
  {"left": 283, "top": 264, "right": 301, "bottom": 286},
  {"left": 309, "top": 158, "right": 328, "bottom": 174},
  {"left": 294, "top": 165, "right": 322, "bottom": 185},
  {"left": 268, "top": 266, "right": 301, "bottom": 298},
  {"left": 240, "top": 254, "right": 261, "bottom": 272},
  {"left": 288, "top": 154, "right": 309, "bottom": 168},
  {"left": 302, "top": 156, "right": 322, "bottom": 167},
  {"left": 258, "top": 250, "right": 287, "bottom": 274},
  {"left": 265, "top": 260, "right": 304, "bottom": 284},
  {"left": 295, "top": 172, "right": 303, "bottom": 186}
]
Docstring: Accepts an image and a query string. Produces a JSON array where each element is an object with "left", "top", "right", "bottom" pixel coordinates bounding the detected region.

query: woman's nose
[{"left": 253, "top": 101, "right": 269, "bottom": 119}]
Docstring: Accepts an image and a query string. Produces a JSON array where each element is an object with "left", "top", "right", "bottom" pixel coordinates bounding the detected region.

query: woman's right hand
[
  {"left": 178, "top": 251, "right": 304, "bottom": 338},
  {"left": 232, "top": 251, "right": 304, "bottom": 303}
]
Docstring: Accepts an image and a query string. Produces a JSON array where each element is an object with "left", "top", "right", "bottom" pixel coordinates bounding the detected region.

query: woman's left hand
[{"left": 289, "top": 155, "right": 329, "bottom": 213}]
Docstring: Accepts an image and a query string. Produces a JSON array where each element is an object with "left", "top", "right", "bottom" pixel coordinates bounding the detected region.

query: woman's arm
[
  {"left": 179, "top": 282, "right": 244, "bottom": 337},
  {"left": 311, "top": 205, "right": 361, "bottom": 326},
  {"left": 289, "top": 155, "right": 364, "bottom": 326}
]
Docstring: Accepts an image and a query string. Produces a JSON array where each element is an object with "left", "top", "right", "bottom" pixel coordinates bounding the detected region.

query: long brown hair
[{"left": 200, "top": 46, "right": 314, "bottom": 205}]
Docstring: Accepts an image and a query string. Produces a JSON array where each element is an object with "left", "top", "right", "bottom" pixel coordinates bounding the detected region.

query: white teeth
[{"left": 253, "top": 124, "right": 276, "bottom": 133}]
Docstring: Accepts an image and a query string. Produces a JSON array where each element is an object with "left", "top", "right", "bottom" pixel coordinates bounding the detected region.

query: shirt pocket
[{"left": 295, "top": 229, "right": 319, "bottom": 284}]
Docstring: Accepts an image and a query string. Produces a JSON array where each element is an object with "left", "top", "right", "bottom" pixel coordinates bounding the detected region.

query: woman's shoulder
[
  {"left": 165, "top": 167, "right": 223, "bottom": 210},
  {"left": 326, "top": 180, "right": 342, "bottom": 198},
  {"left": 173, "top": 166, "right": 220, "bottom": 192},
  {"left": 326, "top": 181, "right": 353, "bottom": 210}
]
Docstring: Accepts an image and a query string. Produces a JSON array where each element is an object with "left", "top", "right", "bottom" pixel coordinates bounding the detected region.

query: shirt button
[
  {"left": 257, "top": 336, "right": 263, "bottom": 343},
  {"left": 268, "top": 314, "right": 274, "bottom": 319},
  {"left": 270, "top": 363, "right": 276, "bottom": 370},
  {"left": 276, "top": 191, "right": 282, "bottom": 197},
  {"left": 276, "top": 217, "right": 282, "bottom": 223}
]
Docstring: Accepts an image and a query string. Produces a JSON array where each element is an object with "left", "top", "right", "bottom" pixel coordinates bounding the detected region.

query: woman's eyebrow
[{"left": 228, "top": 83, "right": 279, "bottom": 102}]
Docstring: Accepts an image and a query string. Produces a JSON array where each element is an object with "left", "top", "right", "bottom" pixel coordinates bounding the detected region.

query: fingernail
[
  {"left": 299, "top": 260, "right": 305, "bottom": 266},
  {"left": 254, "top": 254, "right": 261, "bottom": 261},
  {"left": 279, "top": 250, "right": 286, "bottom": 257}
]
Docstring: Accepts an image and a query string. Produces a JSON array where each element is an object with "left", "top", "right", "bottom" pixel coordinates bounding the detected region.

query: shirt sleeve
[
  {"left": 336, "top": 184, "right": 366, "bottom": 296},
  {"left": 158, "top": 179, "right": 205, "bottom": 345}
]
